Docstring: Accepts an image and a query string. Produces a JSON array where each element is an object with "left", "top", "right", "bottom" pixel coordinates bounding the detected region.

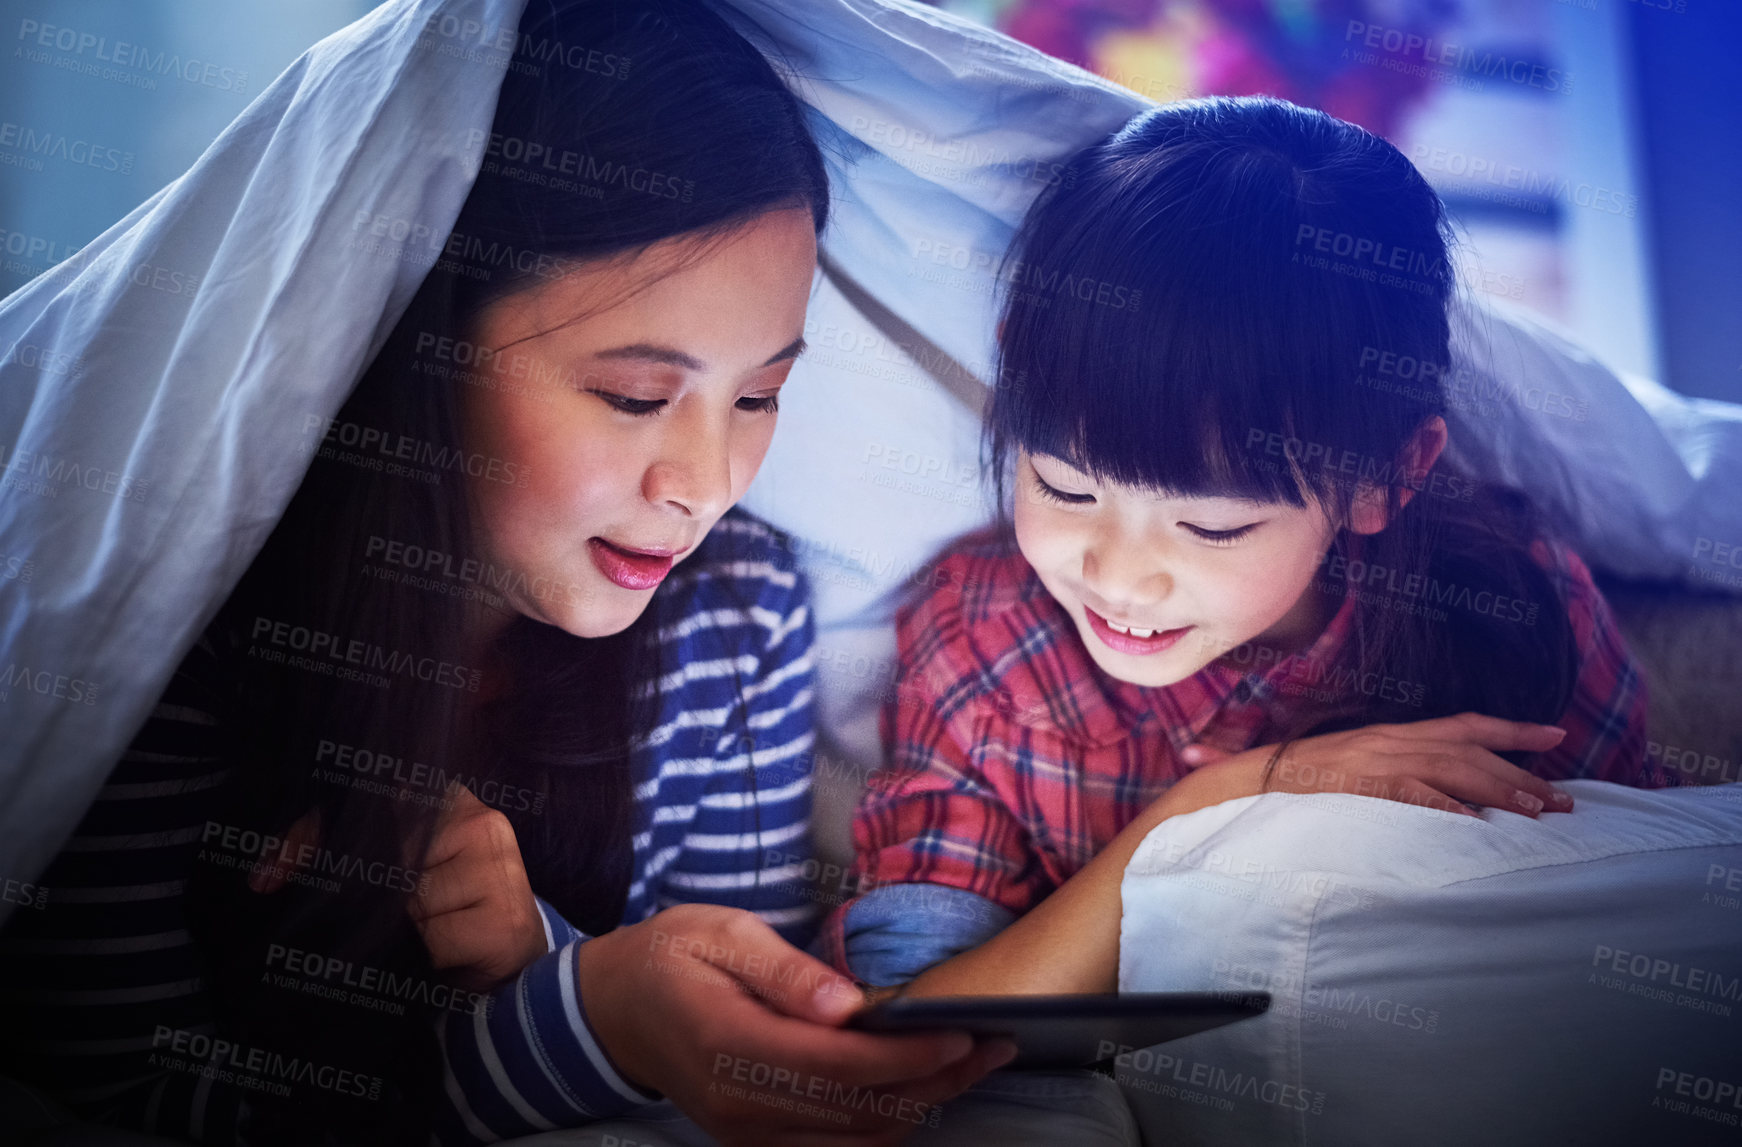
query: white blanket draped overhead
[{"left": 1, "top": 0, "right": 1737, "bottom": 917}]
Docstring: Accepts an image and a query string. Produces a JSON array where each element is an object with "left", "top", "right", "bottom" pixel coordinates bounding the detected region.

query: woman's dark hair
[
  {"left": 988, "top": 95, "right": 1576, "bottom": 741},
  {"left": 186, "top": 2, "right": 828, "bottom": 1142}
]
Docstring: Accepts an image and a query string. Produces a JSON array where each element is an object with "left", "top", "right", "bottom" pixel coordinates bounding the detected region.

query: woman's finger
[
  {"left": 419, "top": 783, "right": 497, "bottom": 869},
  {"left": 417, "top": 901, "right": 535, "bottom": 973},
  {"left": 408, "top": 851, "right": 508, "bottom": 922},
  {"left": 248, "top": 809, "right": 320, "bottom": 893},
  {"left": 688, "top": 913, "right": 870, "bottom": 1026},
  {"left": 688, "top": 983, "right": 977, "bottom": 1092}
]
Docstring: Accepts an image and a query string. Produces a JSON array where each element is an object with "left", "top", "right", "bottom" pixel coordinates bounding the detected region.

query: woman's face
[
  {"left": 1013, "top": 449, "right": 1340, "bottom": 688},
  {"left": 460, "top": 207, "right": 817, "bottom": 639}
]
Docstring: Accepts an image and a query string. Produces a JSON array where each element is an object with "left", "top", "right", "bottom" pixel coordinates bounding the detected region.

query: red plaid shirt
[{"left": 823, "top": 529, "right": 1669, "bottom": 966}]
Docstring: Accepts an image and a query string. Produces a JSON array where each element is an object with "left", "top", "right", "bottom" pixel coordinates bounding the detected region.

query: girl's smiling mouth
[{"left": 1083, "top": 605, "right": 1192, "bottom": 656}]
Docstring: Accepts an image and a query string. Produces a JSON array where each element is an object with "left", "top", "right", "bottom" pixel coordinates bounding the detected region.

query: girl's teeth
[
  {"left": 1129, "top": 628, "right": 1154, "bottom": 638},
  {"left": 1107, "top": 620, "right": 1130, "bottom": 634}
]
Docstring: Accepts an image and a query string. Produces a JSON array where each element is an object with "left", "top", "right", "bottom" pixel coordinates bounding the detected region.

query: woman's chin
[{"left": 544, "top": 595, "right": 654, "bottom": 640}]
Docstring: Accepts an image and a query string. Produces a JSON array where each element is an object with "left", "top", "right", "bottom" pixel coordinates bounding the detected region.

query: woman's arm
[
  {"left": 0, "top": 635, "right": 256, "bottom": 1143},
  {"left": 430, "top": 902, "right": 667, "bottom": 1146},
  {"left": 897, "top": 714, "right": 1571, "bottom": 1000}
]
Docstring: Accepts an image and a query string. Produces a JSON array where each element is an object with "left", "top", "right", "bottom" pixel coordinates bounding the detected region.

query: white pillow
[{"left": 1117, "top": 781, "right": 1742, "bottom": 1146}]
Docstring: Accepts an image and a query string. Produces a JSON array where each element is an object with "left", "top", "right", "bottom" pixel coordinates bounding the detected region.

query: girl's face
[
  {"left": 460, "top": 207, "right": 817, "bottom": 639},
  {"left": 1013, "top": 449, "right": 1340, "bottom": 688}
]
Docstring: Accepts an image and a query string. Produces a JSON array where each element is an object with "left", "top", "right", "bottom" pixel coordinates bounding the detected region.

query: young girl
[{"left": 824, "top": 96, "right": 1678, "bottom": 994}]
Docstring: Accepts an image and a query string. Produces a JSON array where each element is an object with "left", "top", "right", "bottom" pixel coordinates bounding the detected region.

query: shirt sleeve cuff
[
  {"left": 840, "top": 883, "right": 1015, "bottom": 985},
  {"left": 437, "top": 938, "right": 658, "bottom": 1142},
  {"left": 536, "top": 894, "right": 584, "bottom": 953}
]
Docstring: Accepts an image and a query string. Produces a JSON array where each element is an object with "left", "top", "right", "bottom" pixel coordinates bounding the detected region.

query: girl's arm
[
  {"left": 895, "top": 752, "right": 1264, "bottom": 998},
  {"left": 826, "top": 550, "right": 1068, "bottom": 985},
  {"left": 897, "top": 714, "right": 1570, "bottom": 1000}
]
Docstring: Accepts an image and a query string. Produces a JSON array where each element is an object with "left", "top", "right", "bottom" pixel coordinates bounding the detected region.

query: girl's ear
[{"left": 1348, "top": 416, "right": 1450, "bottom": 535}]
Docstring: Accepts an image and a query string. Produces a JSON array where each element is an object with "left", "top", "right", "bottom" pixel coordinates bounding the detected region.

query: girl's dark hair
[
  {"left": 186, "top": 2, "right": 827, "bottom": 1142},
  {"left": 989, "top": 95, "right": 1575, "bottom": 740}
]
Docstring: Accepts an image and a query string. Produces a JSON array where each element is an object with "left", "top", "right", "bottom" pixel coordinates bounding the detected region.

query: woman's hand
[
  {"left": 408, "top": 784, "right": 548, "bottom": 993},
  {"left": 247, "top": 784, "right": 546, "bottom": 992},
  {"left": 1177, "top": 712, "right": 1573, "bottom": 819},
  {"left": 579, "top": 903, "right": 1017, "bottom": 1146}
]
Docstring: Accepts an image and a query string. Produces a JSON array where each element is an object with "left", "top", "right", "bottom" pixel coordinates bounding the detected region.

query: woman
[{"left": 0, "top": 3, "right": 1009, "bottom": 1144}]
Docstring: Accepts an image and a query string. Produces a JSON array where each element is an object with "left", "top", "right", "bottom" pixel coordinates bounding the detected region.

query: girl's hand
[
  {"left": 1178, "top": 713, "right": 1572, "bottom": 819},
  {"left": 579, "top": 903, "right": 1017, "bottom": 1146},
  {"left": 408, "top": 784, "right": 547, "bottom": 992}
]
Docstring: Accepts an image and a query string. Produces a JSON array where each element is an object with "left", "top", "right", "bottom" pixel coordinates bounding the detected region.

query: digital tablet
[{"left": 846, "top": 991, "right": 1270, "bottom": 1070}]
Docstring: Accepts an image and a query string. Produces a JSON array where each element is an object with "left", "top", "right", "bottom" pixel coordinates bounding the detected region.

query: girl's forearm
[{"left": 897, "top": 752, "right": 1267, "bottom": 998}]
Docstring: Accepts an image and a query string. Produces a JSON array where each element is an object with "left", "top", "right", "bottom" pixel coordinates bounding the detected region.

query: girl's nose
[{"left": 1082, "top": 542, "right": 1172, "bottom": 611}]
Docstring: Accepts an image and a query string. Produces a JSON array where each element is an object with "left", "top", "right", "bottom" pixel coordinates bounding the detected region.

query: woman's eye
[
  {"left": 736, "top": 394, "right": 780, "bottom": 414},
  {"left": 1182, "top": 522, "right": 1258, "bottom": 546},
  {"left": 1031, "top": 472, "right": 1095, "bottom": 505},
  {"left": 589, "top": 390, "right": 665, "bottom": 416}
]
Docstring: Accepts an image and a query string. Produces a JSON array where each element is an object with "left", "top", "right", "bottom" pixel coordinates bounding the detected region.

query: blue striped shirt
[
  {"left": 0, "top": 509, "right": 817, "bottom": 1145},
  {"left": 433, "top": 511, "right": 818, "bottom": 1144}
]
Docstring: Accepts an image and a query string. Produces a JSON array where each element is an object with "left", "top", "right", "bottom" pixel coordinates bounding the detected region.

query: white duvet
[{"left": 2, "top": 0, "right": 1739, "bottom": 917}]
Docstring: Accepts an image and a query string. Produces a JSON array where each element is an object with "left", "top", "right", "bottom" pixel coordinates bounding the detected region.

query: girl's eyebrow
[{"left": 591, "top": 336, "right": 807, "bottom": 372}]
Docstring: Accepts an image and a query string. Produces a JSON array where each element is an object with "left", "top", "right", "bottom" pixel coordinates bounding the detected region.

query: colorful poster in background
[{"left": 930, "top": 0, "right": 1658, "bottom": 380}]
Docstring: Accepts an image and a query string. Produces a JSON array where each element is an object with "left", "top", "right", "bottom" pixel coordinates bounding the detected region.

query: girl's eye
[
  {"left": 590, "top": 390, "right": 665, "bottom": 416},
  {"left": 736, "top": 394, "right": 780, "bottom": 414},
  {"left": 1182, "top": 522, "right": 1258, "bottom": 546},
  {"left": 1031, "top": 471, "right": 1095, "bottom": 505}
]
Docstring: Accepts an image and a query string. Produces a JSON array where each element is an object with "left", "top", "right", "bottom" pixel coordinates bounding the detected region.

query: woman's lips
[
  {"left": 1083, "top": 606, "right": 1192, "bottom": 656},
  {"left": 587, "top": 537, "right": 676, "bottom": 591}
]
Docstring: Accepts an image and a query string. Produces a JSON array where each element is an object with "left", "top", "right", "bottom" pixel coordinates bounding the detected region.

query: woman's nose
[{"left": 641, "top": 407, "right": 733, "bottom": 518}]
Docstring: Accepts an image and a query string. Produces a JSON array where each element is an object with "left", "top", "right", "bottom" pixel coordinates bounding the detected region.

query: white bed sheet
[{"left": 3, "top": 0, "right": 1740, "bottom": 915}]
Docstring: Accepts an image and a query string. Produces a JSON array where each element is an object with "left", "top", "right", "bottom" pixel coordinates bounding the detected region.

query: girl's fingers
[
  {"left": 1392, "top": 713, "right": 1567, "bottom": 753},
  {"left": 1394, "top": 740, "right": 1565, "bottom": 815},
  {"left": 1408, "top": 750, "right": 1549, "bottom": 817},
  {"left": 1445, "top": 743, "right": 1573, "bottom": 812},
  {"left": 1392, "top": 777, "right": 1480, "bottom": 818},
  {"left": 1180, "top": 744, "right": 1233, "bottom": 766}
]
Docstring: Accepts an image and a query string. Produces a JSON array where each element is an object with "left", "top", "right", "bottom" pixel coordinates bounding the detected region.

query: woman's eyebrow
[
  {"left": 763, "top": 336, "right": 806, "bottom": 366},
  {"left": 593, "top": 343, "right": 706, "bottom": 370},
  {"left": 590, "top": 336, "right": 807, "bottom": 372}
]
